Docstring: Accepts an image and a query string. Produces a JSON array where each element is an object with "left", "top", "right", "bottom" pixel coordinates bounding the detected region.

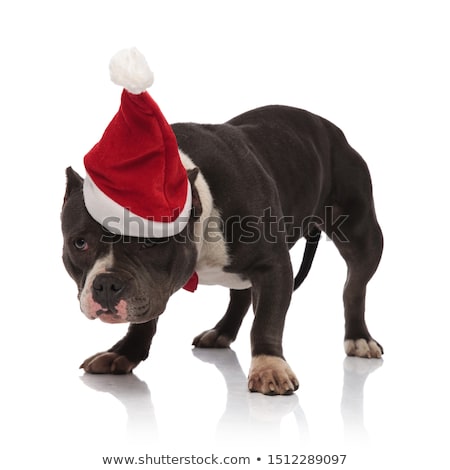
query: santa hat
[{"left": 83, "top": 47, "right": 191, "bottom": 238}]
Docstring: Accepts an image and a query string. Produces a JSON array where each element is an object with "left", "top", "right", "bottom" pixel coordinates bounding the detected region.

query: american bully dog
[{"left": 61, "top": 49, "right": 383, "bottom": 396}]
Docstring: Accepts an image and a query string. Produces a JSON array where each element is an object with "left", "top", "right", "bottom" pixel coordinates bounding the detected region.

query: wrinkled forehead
[{"left": 61, "top": 189, "right": 103, "bottom": 238}]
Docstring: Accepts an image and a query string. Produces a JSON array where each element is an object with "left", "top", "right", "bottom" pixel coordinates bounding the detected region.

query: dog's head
[{"left": 61, "top": 167, "right": 201, "bottom": 324}]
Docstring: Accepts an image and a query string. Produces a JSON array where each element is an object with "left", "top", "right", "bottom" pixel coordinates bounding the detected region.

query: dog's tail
[{"left": 293, "top": 229, "right": 321, "bottom": 291}]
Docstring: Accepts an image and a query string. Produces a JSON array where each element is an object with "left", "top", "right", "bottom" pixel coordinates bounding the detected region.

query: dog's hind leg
[
  {"left": 193, "top": 288, "right": 252, "bottom": 348},
  {"left": 327, "top": 204, "right": 384, "bottom": 358}
]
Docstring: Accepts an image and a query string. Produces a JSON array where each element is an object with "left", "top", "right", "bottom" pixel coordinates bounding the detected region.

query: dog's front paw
[
  {"left": 344, "top": 339, "right": 383, "bottom": 358},
  {"left": 192, "top": 329, "right": 233, "bottom": 348},
  {"left": 248, "top": 355, "right": 299, "bottom": 396},
  {"left": 80, "top": 352, "right": 138, "bottom": 374}
]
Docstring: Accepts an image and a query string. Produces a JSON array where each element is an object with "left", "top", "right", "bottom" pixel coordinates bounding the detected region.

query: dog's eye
[{"left": 73, "top": 238, "right": 88, "bottom": 251}]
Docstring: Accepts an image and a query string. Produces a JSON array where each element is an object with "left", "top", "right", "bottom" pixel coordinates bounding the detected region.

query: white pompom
[{"left": 109, "top": 47, "right": 154, "bottom": 94}]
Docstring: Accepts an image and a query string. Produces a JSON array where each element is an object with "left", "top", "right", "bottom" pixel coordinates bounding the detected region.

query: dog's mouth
[
  {"left": 80, "top": 279, "right": 166, "bottom": 324},
  {"left": 99, "top": 298, "right": 128, "bottom": 322},
  {"left": 96, "top": 308, "right": 128, "bottom": 324},
  {"left": 93, "top": 303, "right": 163, "bottom": 324}
]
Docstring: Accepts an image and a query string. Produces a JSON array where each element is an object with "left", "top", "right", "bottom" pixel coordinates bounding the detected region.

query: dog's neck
[{"left": 179, "top": 150, "right": 230, "bottom": 274}]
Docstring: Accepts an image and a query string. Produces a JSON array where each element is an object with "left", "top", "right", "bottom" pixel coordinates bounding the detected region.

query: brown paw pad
[
  {"left": 344, "top": 339, "right": 383, "bottom": 358},
  {"left": 192, "top": 329, "right": 232, "bottom": 348},
  {"left": 80, "top": 352, "right": 137, "bottom": 374},
  {"left": 248, "top": 355, "right": 299, "bottom": 396}
]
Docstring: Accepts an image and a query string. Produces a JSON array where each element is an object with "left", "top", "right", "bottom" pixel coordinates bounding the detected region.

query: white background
[{"left": 1, "top": 1, "right": 449, "bottom": 468}]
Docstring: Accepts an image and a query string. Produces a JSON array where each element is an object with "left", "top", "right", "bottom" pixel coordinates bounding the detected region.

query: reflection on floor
[{"left": 80, "top": 349, "right": 383, "bottom": 450}]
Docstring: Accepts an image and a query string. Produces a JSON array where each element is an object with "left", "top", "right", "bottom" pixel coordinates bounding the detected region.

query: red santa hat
[{"left": 83, "top": 47, "right": 191, "bottom": 238}]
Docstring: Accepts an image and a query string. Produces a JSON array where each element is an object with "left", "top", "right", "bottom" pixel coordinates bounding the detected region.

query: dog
[{"left": 61, "top": 105, "right": 383, "bottom": 395}]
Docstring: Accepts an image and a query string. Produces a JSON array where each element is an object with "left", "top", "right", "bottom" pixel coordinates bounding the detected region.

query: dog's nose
[{"left": 92, "top": 274, "right": 125, "bottom": 311}]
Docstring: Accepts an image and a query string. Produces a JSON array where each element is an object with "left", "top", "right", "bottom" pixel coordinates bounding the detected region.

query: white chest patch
[
  {"left": 180, "top": 150, "right": 252, "bottom": 291},
  {"left": 197, "top": 266, "right": 252, "bottom": 290}
]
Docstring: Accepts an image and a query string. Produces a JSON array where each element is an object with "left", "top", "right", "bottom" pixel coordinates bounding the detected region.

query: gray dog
[{"left": 62, "top": 103, "right": 383, "bottom": 395}]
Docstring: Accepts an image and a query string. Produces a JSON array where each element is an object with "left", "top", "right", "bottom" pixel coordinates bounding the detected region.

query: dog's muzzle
[{"left": 80, "top": 273, "right": 129, "bottom": 323}]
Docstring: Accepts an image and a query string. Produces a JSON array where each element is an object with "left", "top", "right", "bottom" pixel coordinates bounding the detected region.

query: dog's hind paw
[
  {"left": 344, "top": 339, "right": 383, "bottom": 358},
  {"left": 192, "top": 329, "right": 233, "bottom": 348},
  {"left": 80, "top": 352, "right": 138, "bottom": 374},
  {"left": 248, "top": 355, "right": 299, "bottom": 396}
]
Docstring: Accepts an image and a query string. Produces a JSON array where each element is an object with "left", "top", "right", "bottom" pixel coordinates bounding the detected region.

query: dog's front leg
[
  {"left": 247, "top": 256, "right": 299, "bottom": 395},
  {"left": 81, "top": 320, "right": 158, "bottom": 374}
]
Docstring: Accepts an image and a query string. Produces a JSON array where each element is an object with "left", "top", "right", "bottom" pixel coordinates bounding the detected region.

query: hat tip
[{"left": 109, "top": 47, "right": 154, "bottom": 94}]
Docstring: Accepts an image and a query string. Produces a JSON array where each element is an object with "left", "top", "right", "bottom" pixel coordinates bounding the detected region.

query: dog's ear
[
  {"left": 187, "top": 168, "right": 202, "bottom": 219},
  {"left": 64, "top": 167, "right": 84, "bottom": 205}
]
